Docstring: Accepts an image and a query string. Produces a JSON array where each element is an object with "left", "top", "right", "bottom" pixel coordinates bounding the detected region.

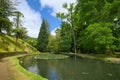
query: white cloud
[
  {"left": 39, "top": 0, "right": 76, "bottom": 16},
  {"left": 51, "top": 27, "right": 60, "bottom": 36},
  {"left": 12, "top": 0, "right": 42, "bottom": 38},
  {"left": 10, "top": 0, "right": 76, "bottom": 38}
]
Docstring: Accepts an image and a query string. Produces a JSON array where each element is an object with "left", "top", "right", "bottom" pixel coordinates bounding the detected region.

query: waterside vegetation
[{"left": 6, "top": 55, "right": 47, "bottom": 80}]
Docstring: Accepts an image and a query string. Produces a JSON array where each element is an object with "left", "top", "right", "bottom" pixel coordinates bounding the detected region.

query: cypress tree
[{"left": 37, "top": 19, "right": 49, "bottom": 52}]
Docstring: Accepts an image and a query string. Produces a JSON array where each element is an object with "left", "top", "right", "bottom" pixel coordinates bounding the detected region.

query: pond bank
[
  {"left": 0, "top": 55, "right": 47, "bottom": 80},
  {"left": 0, "top": 51, "right": 27, "bottom": 59},
  {"left": 73, "top": 53, "right": 120, "bottom": 64},
  {"left": 1, "top": 53, "right": 120, "bottom": 80}
]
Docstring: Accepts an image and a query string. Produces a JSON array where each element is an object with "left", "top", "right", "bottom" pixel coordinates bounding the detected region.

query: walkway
[{"left": 0, "top": 58, "right": 12, "bottom": 80}]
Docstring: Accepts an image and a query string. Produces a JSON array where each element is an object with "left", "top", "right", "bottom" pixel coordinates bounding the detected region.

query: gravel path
[{"left": 0, "top": 58, "right": 13, "bottom": 80}]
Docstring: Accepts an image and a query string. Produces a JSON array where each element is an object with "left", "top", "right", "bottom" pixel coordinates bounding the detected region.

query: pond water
[{"left": 19, "top": 55, "right": 120, "bottom": 80}]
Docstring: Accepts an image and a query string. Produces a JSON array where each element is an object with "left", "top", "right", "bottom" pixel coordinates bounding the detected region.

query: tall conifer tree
[{"left": 37, "top": 19, "right": 49, "bottom": 52}]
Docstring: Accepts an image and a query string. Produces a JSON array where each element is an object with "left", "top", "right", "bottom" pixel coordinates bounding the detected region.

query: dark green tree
[
  {"left": 54, "top": 0, "right": 120, "bottom": 54},
  {"left": 56, "top": 3, "right": 77, "bottom": 53},
  {"left": 0, "top": 0, "right": 15, "bottom": 34},
  {"left": 59, "top": 22, "right": 72, "bottom": 52},
  {"left": 37, "top": 19, "right": 50, "bottom": 52},
  {"left": 74, "top": 0, "right": 120, "bottom": 53},
  {"left": 0, "top": 17, "right": 12, "bottom": 34}
]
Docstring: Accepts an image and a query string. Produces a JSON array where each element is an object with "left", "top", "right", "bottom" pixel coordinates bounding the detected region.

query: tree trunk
[
  {"left": 0, "top": 28, "right": 2, "bottom": 33},
  {"left": 71, "top": 21, "right": 77, "bottom": 54},
  {"left": 73, "top": 30, "right": 77, "bottom": 54},
  {"left": 15, "top": 36, "right": 18, "bottom": 51},
  {"left": 70, "top": 6, "right": 77, "bottom": 54}
]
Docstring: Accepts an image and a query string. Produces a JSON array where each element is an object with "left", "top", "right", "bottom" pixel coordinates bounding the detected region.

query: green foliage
[
  {"left": 34, "top": 54, "right": 69, "bottom": 59},
  {"left": 81, "top": 23, "right": 116, "bottom": 53},
  {"left": 12, "top": 11, "right": 24, "bottom": 28},
  {"left": 0, "top": 0, "right": 15, "bottom": 17},
  {"left": 48, "top": 0, "right": 120, "bottom": 54},
  {"left": 24, "top": 37, "right": 37, "bottom": 48},
  {"left": 47, "top": 35, "right": 57, "bottom": 53},
  {"left": 113, "top": 22, "right": 120, "bottom": 51},
  {"left": 47, "top": 29, "right": 61, "bottom": 53},
  {"left": 54, "top": 28, "right": 61, "bottom": 52},
  {"left": 47, "top": 22, "right": 73, "bottom": 53},
  {"left": 13, "top": 27, "right": 27, "bottom": 39},
  {"left": 54, "top": 0, "right": 120, "bottom": 54},
  {"left": 0, "top": 0, "right": 15, "bottom": 34},
  {"left": 56, "top": 3, "right": 77, "bottom": 53},
  {"left": 0, "top": 34, "right": 39, "bottom": 53},
  {"left": 59, "top": 22, "right": 72, "bottom": 52},
  {"left": 37, "top": 19, "right": 50, "bottom": 52},
  {"left": 72, "top": 0, "right": 120, "bottom": 53},
  {"left": 0, "top": 17, "right": 12, "bottom": 34}
]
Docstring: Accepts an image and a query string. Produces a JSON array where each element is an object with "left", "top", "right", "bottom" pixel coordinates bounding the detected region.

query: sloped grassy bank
[
  {"left": 0, "top": 34, "right": 38, "bottom": 53},
  {"left": 7, "top": 54, "right": 47, "bottom": 80}
]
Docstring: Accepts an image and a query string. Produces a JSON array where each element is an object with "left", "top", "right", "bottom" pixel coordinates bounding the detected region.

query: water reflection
[
  {"left": 27, "top": 64, "right": 39, "bottom": 74},
  {"left": 48, "top": 65, "right": 60, "bottom": 80},
  {"left": 20, "top": 55, "right": 120, "bottom": 80}
]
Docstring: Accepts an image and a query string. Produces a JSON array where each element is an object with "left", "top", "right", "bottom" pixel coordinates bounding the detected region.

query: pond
[{"left": 19, "top": 55, "right": 120, "bottom": 80}]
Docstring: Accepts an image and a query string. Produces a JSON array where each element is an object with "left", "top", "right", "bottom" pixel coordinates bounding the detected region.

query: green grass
[
  {"left": 75, "top": 53, "right": 120, "bottom": 64},
  {"left": 8, "top": 55, "right": 47, "bottom": 80},
  {"left": 0, "top": 34, "right": 39, "bottom": 53},
  {"left": 34, "top": 53, "right": 69, "bottom": 59},
  {"left": 0, "top": 34, "right": 47, "bottom": 79}
]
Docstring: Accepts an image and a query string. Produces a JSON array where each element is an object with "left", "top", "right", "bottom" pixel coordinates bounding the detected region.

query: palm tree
[
  {"left": 12, "top": 11, "right": 24, "bottom": 51},
  {"left": 13, "top": 27, "right": 27, "bottom": 51},
  {"left": 12, "top": 11, "right": 24, "bottom": 28}
]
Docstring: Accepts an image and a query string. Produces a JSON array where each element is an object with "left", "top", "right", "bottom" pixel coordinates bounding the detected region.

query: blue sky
[
  {"left": 26, "top": 0, "right": 61, "bottom": 31},
  {"left": 13, "top": 0, "right": 76, "bottom": 38}
]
